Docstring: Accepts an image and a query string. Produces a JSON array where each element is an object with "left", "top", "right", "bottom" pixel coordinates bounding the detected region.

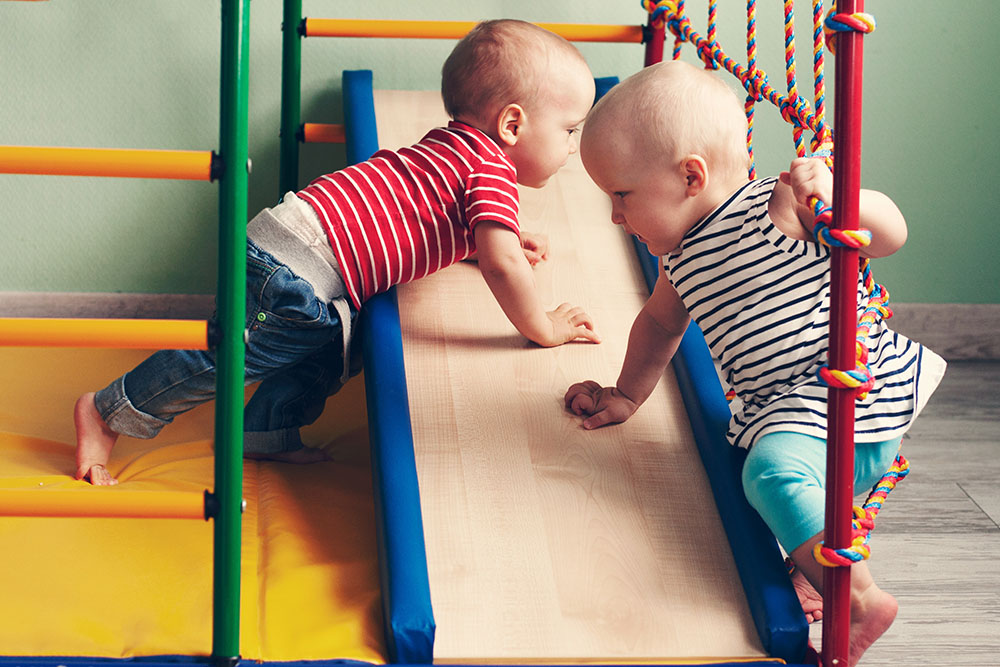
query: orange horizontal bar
[
  {"left": 302, "top": 122, "right": 346, "bottom": 144},
  {"left": 304, "top": 18, "right": 644, "bottom": 43},
  {"left": 0, "top": 489, "right": 207, "bottom": 520},
  {"left": 0, "top": 317, "right": 210, "bottom": 350},
  {"left": 0, "top": 145, "right": 215, "bottom": 180}
]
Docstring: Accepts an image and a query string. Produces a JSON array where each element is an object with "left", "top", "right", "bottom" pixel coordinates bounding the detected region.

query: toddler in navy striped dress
[
  {"left": 565, "top": 60, "right": 945, "bottom": 667},
  {"left": 74, "top": 20, "right": 601, "bottom": 486}
]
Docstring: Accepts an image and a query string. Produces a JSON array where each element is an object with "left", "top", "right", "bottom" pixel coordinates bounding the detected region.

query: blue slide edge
[{"left": 344, "top": 68, "right": 436, "bottom": 665}]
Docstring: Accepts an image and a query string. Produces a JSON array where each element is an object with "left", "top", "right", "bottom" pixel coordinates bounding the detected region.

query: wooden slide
[{"left": 371, "top": 88, "right": 773, "bottom": 664}]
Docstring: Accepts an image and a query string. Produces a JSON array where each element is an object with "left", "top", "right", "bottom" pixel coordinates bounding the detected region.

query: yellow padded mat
[{"left": 0, "top": 347, "right": 386, "bottom": 662}]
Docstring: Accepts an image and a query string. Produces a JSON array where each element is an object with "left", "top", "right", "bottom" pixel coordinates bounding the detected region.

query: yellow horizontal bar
[
  {"left": 304, "top": 18, "right": 644, "bottom": 43},
  {"left": 0, "top": 489, "right": 207, "bottom": 520},
  {"left": 0, "top": 317, "right": 210, "bottom": 350},
  {"left": 0, "top": 145, "right": 215, "bottom": 180},
  {"left": 302, "top": 122, "right": 346, "bottom": 144}
]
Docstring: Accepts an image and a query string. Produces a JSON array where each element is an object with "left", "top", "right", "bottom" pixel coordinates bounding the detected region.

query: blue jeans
[
  {"left": 95, "top": 240, "right": 357, "bottom": 455},
  {"left": 741, "top": 432, "right": 902, "bottom": 552}
]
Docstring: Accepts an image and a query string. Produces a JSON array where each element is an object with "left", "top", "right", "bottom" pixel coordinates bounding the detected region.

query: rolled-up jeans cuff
[
  {"left": 94, "top": 375, "right": 170, "bottom": 439},
  {"left": 244, "top": 427, "right": 303, "bottom": 455}
]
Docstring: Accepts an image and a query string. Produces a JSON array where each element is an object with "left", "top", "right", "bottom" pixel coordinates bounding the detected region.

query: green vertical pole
[
  {"left": 279, "top": 0, "right": 303, "bottom": 194},
  {"left": 213, "top": 0, "right": 250, "bottom": 663}
]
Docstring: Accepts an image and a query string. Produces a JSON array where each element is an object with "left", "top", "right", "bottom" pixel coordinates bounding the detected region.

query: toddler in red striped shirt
[{"left": 75, "top": 19, "right": 601, "bottom": 485}]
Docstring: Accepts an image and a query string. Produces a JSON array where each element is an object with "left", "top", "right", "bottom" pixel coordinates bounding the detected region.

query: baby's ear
[
  {"left": 496, "top": 104, "right": 525, "bottom": 147},
  {"left": 681, "top": 155, "right": 708, "bottom": 195}
]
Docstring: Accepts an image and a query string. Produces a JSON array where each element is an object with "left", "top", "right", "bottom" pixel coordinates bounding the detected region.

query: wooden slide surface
[{"left": 375, "top": 90, "right": 767, "bottom": 664}]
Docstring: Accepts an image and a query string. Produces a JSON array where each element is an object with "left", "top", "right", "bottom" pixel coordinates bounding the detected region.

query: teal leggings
[{"left": 741, "top": 431, "right": 902, "bottom": 553}]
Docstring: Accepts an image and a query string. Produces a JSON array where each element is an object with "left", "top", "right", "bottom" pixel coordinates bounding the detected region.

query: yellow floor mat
[{"left": 0, "top": 347, "right": 385, "bottom": 662}]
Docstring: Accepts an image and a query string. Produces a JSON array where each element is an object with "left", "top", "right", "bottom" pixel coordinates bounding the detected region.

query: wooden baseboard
[
  {"left": 889, "top": 303, "right": 1000, "bottom": 361},
  {"left": 1, "top": 293, "right": 997, "bottom": 360},
  {"left": 0, "top": 292, "right": 215, "bottom": 320}
]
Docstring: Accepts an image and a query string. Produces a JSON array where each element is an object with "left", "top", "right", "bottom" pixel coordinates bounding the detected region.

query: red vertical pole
[
  {"left": 644, "top": 16, "right": 665, "bottom": 66},
  {"left": 822, "top": 1, "right": 865, "bottom": 666}
]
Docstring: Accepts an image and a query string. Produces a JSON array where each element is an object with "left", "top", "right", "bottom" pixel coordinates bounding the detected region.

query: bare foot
[
  {"left": 74, "top": 392, "right": 120, "bottom": 486},
  {"left": 848, "top": 585, "right": 898, "bottom": 667},
  {"left": 244, "top": 446, "right": 330, "bottom": 464},
  {"left": 791, "top": 565, "right": 824, "bottom": 623}
]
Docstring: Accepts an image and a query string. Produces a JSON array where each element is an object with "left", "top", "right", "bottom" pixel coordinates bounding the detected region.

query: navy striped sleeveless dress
[{"left": 663, "top": 178, "right": 946, "bottom": 450}]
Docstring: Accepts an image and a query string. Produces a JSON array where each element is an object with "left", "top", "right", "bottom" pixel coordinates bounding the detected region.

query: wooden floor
[{"left": 810, "top": 360, "right": 1000, "bottom": 666}]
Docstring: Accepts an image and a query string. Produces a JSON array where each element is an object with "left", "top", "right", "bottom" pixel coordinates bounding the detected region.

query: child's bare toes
[{"left": 81, "top": 463, "right": 119, "bottom": 486}]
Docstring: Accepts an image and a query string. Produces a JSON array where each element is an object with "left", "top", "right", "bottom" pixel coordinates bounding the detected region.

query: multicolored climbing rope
[{"left": 813, "top": 453, "right": 909, "bottom": 566}]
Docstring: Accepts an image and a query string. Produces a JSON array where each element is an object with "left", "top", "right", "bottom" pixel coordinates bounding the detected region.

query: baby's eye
[{"left": 568, "top": 128, "right": 579, "bottom": 136}]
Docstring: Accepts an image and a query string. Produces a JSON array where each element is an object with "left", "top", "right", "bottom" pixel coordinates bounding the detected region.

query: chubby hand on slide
[
  {"left": 545, "top": 303, "right": 602, "bottom": 346},
  {"left": 564, "top": 380, "right": 638, "bottom": 429}
]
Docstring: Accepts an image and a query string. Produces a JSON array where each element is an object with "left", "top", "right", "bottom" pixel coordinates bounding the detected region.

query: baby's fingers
[
  {"left": 558, "top": 303, "right": 602, "bottom": 344},
  {"left": 583, "top": 407, "right": 622, "bottom": 430},
  {"left": 523, "top": 247, "right": 545, "bottom": 266},
  {"left": 564, "top": 380, "right": 601, "bottom": 412},
  {"left": 574, "top": 325, "right": 601, "bottom": 344}
]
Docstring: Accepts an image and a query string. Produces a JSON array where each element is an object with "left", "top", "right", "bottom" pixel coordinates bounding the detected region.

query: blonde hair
[
  {"left": 584, "top": 61, "right": 750, "bottom": 178},
  {"left": 442, "top": 19, "right": 587, "bottom": 123}
]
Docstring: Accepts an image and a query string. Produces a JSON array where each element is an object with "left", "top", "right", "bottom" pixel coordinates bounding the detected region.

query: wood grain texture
[
  {"left": 375, "top": 90, "right": 765, "bottom": 663},
  {"left": 0, "top": 291, "right": 214, "bottom": 319},
  {"left": 889, "top": 303, "right": 1000, "bottom": 361}
]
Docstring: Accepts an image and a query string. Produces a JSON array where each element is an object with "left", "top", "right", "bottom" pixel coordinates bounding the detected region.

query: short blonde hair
[
  {"left": 442, "top": 19, "right": 587, "bottom": 123},
  {"left": 584, "top": 61, "right": 750, "bottom": 177}
]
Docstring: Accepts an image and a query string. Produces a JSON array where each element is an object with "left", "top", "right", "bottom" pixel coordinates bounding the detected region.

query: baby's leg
[
  {"left": 790, "top": 537, "right": 897, "bottom": 667},
  {"left": 743, "top": 433, "right": 903, "bottom": 665},
  {"left": 742, "top": 432, "right": 830, "bottom": 621},
  {"left": 74, "top": 392, "right": 119, "bottom": 485},
  {"left": 74, "top": 349, "right": 220, "bottom": 485},
  {"left": 243, "top": 336, "right": 346, "bottom": 463}
]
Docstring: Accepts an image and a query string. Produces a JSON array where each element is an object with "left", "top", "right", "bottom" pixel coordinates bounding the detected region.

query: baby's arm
[
  {"left": 463, "top": 230, "right": 549, "bottom": 266},
  {"left": 474, "top": 221, "right": 601, "bottom": 347},
  {"left": 779, "top": 157, "right": 908, "bottom": 258},
  {"left": 565, "top": 274, "right": 690, "bottom": 429}
]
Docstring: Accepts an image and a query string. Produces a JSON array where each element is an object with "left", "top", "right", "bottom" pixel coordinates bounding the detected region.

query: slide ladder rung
[
  {"left": 303, "top": 18, "right": 644, "bottom": 43},
  {"left": 0, "top": 489, "right": 211, "bottom": 520},
  {"left": 301, "top": 122, "right": 345, "bottom": 144},
  {"left": 0, "top": 317, "right": 212, "bottom": 350},
  {"left": 0, "top": 146, "right": 219, "bottom": 181}
]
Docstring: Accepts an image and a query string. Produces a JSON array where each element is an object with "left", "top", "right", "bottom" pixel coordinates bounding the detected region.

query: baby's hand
[
  {"left": 544, "top": 302, "right": 601, "bottom": 346},
  {"left": 521, "top": 232, "right": 549, "bottom": 266},
  {"left": 779, "top": 157, "right": 833, "bottom": 207},
  {"left": 564, "top": 381, "right": 637, "bottom": 429}
]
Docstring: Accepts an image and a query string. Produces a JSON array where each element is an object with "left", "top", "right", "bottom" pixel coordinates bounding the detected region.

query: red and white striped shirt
[{"left": 297, "top": 121, "right": 520, "bottom": 309}]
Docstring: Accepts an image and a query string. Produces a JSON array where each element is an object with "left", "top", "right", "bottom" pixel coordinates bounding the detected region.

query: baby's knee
[
  {"left": 741, "top": 433, "right": 828, "bottom": 551},
  {"left": 741, "top": 441, "right": 801, "bottom": 509}
]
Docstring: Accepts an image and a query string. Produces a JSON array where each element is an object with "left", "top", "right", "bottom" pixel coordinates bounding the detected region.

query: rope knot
[
  {"left": 814, "top": 454, "right": 909, "bottom": 567},
  {"left": 823, "top": 11, "right": 876, "bottom": 54},
  {"left": 743, "top": 70, "right": 768, "bottom": 101},
  {"left": 642, "top": 0, "right": 679, "bottom": 29}
]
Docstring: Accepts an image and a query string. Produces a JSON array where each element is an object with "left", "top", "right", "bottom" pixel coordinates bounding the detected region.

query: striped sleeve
[{"left": 464, "top": 158, "right": 520, "bottom": 235}]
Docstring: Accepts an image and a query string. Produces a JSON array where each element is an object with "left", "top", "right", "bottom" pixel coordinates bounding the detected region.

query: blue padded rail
[{"left": 344, "top": 68, "right": 436, "bottom": 665}]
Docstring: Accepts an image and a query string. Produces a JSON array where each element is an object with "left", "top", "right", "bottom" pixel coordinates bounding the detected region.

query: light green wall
[{"left": 2, "top": 1, "right": 996, "bottom": 304}]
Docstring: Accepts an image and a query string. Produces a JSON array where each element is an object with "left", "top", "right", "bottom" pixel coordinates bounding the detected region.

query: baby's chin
[{"left": 519, "top": 175, "right": 552, "bottom": 189}]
